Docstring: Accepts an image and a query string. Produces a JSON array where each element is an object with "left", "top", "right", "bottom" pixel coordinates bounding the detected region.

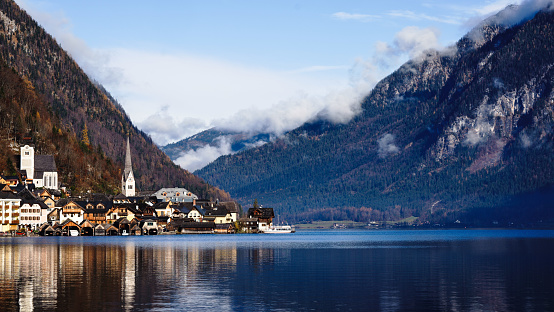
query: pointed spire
[{"left": 124, "top": 137, "right": 133, "bottom": 179}]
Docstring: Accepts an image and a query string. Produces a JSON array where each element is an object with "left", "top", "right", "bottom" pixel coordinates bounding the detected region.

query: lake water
[{"left": 1, "top": 230, "right": 554, "bottom": 311}]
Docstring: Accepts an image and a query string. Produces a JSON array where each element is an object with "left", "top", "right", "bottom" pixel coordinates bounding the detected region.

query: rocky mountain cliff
[
  {"left": 196, "top": 6, "right": 554, "bottom": 225},
  {"left": 0, "top": 0, "right": 229, "bottom": 199}
]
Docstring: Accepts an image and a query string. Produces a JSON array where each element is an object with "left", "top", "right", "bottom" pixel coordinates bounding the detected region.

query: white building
[
  {"left": 19, "top": 199, "right": 48, "bottom": 231},
  {"left": 20, "top": 145, "right": 58, "bottom": 190},
  {"left": 0, "top": 191, "right": 21, "bottom": 232},
  {"left": 153, "top": 188, "right": 198, "bottom": 203}
]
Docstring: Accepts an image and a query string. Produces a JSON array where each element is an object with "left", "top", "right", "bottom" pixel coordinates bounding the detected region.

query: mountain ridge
[{"left": 195, "top": 7, "right": 554, "bottom": 225}]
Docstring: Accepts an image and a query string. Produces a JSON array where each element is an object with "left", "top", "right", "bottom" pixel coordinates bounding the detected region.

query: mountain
[
  {"left": 0, "top": 0, "right": 229, "bottom": 199},
  {"left": 162, "top": 128, "right": 271, "bottom": 165},
  {"left": 196, "top": 6, "right": 554, "bottom": 225}
]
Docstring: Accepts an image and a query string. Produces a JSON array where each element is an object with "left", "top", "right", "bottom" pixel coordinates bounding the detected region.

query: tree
[{"left": 82, "top": 124, "right": 90, "bottom": 146}]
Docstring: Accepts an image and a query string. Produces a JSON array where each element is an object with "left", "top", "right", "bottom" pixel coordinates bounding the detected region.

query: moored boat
[{"left": 265, "top": 225, "right": 295, "bottom": 233}]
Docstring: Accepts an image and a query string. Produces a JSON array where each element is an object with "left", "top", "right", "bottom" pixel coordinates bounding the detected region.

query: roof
[
  {"left": 247, "top": 208, "right": 275, "bottom": 219},
  {"left": 216, "top": 201, "right": 240, "bottom": 213},
  {"left": 34, "top": 155, "right": 57, "bottom": 172},
  {"left": 113, "top": 193, "right": 128, "bottom": 200},
  {"left": 21, "top": 198, "right": 49, "bottom": 209},
  {"left": 77, "top": 200, "right": 113, "bottom": 212},
  {"left": 239, "top": 217, "right": 258, "bottom": 222},
  {"left": 215, "top": 223, "right": 234, "bottom": 230},
  {"left": 60, "top": 219, "right": 80, "bottom": 227},
  {"left": 17, "top": 188, "right": 37, "bottom": 200},
  {"left": 204, "top": 207, "right": 229, "bottom": 217},
  {"left": 153, "top": 201, "right": 172, "bottom": 210},
  {"left": 0, "top": 191, "right": 20, "bottom": 200}
]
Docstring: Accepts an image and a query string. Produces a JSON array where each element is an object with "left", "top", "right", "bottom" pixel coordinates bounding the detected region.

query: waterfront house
[
  {"left": 106, "top": 204, "right": 131, "bottom": 223},
  {"left": 247, "top": 208, "right": 275, "bottom": 232},
  {"left": 214, "top": 223, "right": 235, "bottom": 234},
  {"left": 172, "top": 220, "right": 215, "bottom": 234},
  {"left": 1, "top": 189, "right": 21, "bottom": 232},
  {"left": 39, "top": 223, "right": 54, "bottom": 236},
  {"left": 170, "top": 202, "right": 193, "bottom": 218},
  {"left": 130, "top": 224, "right": 141, "bottom": 235},
  {"left": 140, "top": 218, "right": 158, "bottom": 235},
  {"left": 81, "top": 201, "right": 111, "bottom": 224},
  {"left": 204, "top": 206, "right": 234, "bottom": 224},
  {"left": 140, "top": 205, "right": 156, "bottom": 218},
  {"left": 60, "top": 219, "right": 81, "bottom": 236},
  {"left": 238, "top": 217, "right": 259, "bottom": 233},
  {"left": 114, "top": 217, "right": 137, "bottom": 235},
  {"left": 80, "top": 220, "right": 95, "bottom": 236},
  {"left": 187, "top": 206, "right": 205, "bottom": 222},
  {"left": 57, "top": 200, "right": 85, "bottom": 224},
  {"left": 94, "top": 224, "right": 106, "bottom": 236},
  {"left": 104, "top": 224, "right": 119, "bottom": 236},
  {"left": 153, "top": 201, "right": 172, "bottom": 218},
  {"left": 216, "top": 201, "right": 240, "bottom": 222},
  {"left": 19, "top": 197, "right": 48, "bottom": 231}
]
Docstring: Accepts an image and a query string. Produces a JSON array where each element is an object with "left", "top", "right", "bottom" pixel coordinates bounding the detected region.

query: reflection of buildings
[{"left": 0, "top": 239, "right": 239, "bottom": 311}]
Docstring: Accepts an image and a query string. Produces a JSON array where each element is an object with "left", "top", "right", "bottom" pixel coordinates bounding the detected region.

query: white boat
[{"left": 265, "top": 225, "right": 295, "bottom": 233}]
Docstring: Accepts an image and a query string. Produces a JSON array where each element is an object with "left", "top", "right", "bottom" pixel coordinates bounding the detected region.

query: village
[{"left": 0, "top": 139, "right": 281, "bottom": 236}]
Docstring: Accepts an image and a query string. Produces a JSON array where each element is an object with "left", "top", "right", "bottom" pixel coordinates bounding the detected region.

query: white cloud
[
  {"left": 378, "top": 133, "right": 400, "bottom": 158},
  {"left": 137, "top": 107, "right": 207, "bottom": 146},
  {"left": 387, "top": 10, "right": 462, "bottom": 25},
  {"left": 174, "top": 136, "right": 233, "bottom": 172},
  {"left": 374, "top": 26, "right": 442, "bottom": 64},
  {"left": 212, "top": 55, "right": 380, "bottom": 135},
  {"left": 98, "top": 48, "right": 349, "bottom": 143},
  {"left": 332, "top": 12, "right": 380, "bottom": 22},
  {"left": 485, "top": 0, "right": 554, "bottom": 26},
  {"left": 464, "top": 105, "right": 495, "bottom": 146}
]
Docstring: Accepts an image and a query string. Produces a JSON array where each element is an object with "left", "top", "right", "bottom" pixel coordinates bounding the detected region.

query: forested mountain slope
[
  {"left": 0, "top": 0, "right": 229, "bottom": 199},
  {"left": 197, "top": 8, "right": 554, "bottom": 225}
]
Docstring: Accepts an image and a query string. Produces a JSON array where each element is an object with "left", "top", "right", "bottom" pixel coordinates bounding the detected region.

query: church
[
  {"left": 19, "top": 145, "right": 58, "bottom": 190},
  {"left": 121, "top": 137, "right": 136, "bottom": 197}
]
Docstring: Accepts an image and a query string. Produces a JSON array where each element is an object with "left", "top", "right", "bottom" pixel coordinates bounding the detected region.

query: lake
[{"left": 1, "top": 230, "right": 554, "bottom": 311}]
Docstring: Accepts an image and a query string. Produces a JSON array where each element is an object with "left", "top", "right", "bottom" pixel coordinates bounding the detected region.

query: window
[{"left": 24, "top": 152, "right": 29, "bottom": 156}]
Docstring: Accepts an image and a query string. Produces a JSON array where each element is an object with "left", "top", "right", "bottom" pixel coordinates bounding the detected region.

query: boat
[{"left": 265, "top": 224, "right": 295, "bottom": 233}]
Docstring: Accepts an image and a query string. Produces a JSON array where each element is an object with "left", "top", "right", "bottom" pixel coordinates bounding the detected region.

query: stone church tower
[{"left": 121, "top": 137, "right": 136, "bottom": 197}]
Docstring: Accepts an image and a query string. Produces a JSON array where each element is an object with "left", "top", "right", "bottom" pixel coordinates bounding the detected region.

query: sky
[{"left": 13, "top": 0, "right": 529, "bottom": 148}]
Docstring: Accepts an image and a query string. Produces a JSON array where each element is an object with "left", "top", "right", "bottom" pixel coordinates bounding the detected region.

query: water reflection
[{"left": 0, "top": 231, "right": 553, "bottom": 311}]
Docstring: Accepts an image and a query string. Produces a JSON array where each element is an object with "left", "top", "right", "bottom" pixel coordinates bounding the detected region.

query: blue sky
[{"left": 15, "top": 0, "right": 524, "bottom": 148}]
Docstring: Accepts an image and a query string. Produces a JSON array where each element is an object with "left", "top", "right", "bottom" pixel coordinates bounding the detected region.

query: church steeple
[
  {"left": 122, "top": 137, "right": 135, "bottom": 196},
  {"left": 124, "top": 137, "right": 133, "bottom": 179}
]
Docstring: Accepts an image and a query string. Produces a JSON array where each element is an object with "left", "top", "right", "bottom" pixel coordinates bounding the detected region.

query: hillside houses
[{"left": 1, "top": 172, "right": 246, "bottom": 235}]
